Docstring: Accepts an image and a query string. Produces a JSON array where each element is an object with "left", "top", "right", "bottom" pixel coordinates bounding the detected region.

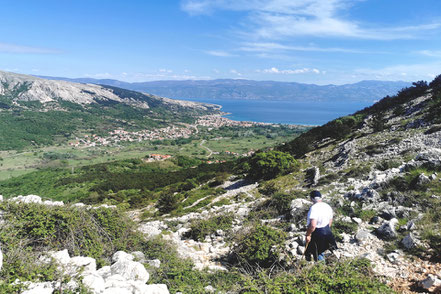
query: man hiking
[{"left": 304, "top": 190, "right": 337, "bottom": 261}]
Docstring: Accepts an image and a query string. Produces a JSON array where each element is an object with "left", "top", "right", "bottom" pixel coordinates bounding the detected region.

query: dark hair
[{"left": 310, "top": 190, "right": 322, "bottom": 199}]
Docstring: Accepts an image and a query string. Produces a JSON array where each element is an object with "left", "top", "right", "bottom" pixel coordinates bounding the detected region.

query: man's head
[{"left": 310, "top": 190, "right": 322, "bottom": 203}]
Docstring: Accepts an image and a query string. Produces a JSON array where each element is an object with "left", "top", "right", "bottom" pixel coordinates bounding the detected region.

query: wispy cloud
[
  {"left": 181, "top": 0, "right": 441, "bottom": 40},
  {"left": 257, "top": 67, "right": 321, "bottom": 74},
  {"left": 418, "top": 50, "right": 441, "bottom": 57},
  {"left": 354, "top": 63, "right": 441, "bottom": 81},
  {"left": 239, "top": 42, "right": 370, "bottom": 54},
  {"left": 205, "top": 50, "right": 237, "bottom": 57},
  {"left": 230, "top": 69, "right": 243, "bottom": 76},
  {"left": 0, "top": 42, "right": 61, "bottom": 54}
]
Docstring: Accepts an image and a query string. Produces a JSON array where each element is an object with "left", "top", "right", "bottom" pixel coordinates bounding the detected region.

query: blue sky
[{"left": 1, "top": 0, "right": 441, "bottom": 84}]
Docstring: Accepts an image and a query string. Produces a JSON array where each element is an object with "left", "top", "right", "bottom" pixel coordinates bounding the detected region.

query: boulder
[
  {"left": 401, "top": 233, "right": 416, "bottom": 249},
  {"left": 70, "top": 256, "right": 97, "bottom": 274},
  {"left": 146, "top": 259, "right": 161, "bottom": 268},
  {"left": 420, "top": 274, "right": 441, "bottom": 290},
  {"left": 82, "top": 273, "right": 105, "bottom": 293},
  {"left": 21, "top": 282, "right": 55, "bottom": 294},
  {"left": 376, "top": 218, "right": 398, "bottom": 240},
  {"left": 112, "top": 251, "right": 134, "bottom": 263},
  {"left": 11, "top": 195, "right": 42, "bottom": 204},
  {"left": 416, "top": 174, "right": 431, "bottom": 186},
  {"left": 0, "top": 195, "right": 3, "bottom": 201},
  {"left": 49, "top": 249, "right": 70, "bottom": 265},
  {"left": 110, "top": 259, "right": 149, "bottom": 283},
  {"left": 355, "top": 230, "right": 370, "bottom": 243},
  {"left": 131, "top": 251, "right": 147, "bottom": 263},
  {"left": 97, "top": 265, "right": 112, "bottom": 280},
  {"left": 142, "top": 284, "right": 170, "bottom": 294},
  {"left": 104, "top": 287, "right": 132, "bottom": 294}
]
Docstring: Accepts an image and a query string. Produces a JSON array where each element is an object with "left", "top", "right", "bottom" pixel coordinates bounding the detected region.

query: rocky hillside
[
  {"left": 0, "top": 71, "right": 220, "bottom": 150},
  {"left": 0, "top": 70, "right": 219, "bottom": 111},
  {"left": 1, "top": 76, "right": 441, "bottom": 293}
]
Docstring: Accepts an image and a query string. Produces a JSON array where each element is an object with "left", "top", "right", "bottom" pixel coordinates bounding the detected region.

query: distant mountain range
[{"left": 39, "top": 76, "right": 411, "bottom": 103}]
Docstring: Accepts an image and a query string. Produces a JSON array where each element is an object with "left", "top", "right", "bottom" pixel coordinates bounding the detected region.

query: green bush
[
  {"left": 233, "top": 224, "right": 286, "bottom": 268},
  {"left": 332, "top": 220, "right": 358, "bottom": 242},
  {"left": 245, "top": 150, "right": 299, "bottom": 180},
  {"left": 187, "top": 214, "right": 233, "bottom": 241},
  {"left": 239, "top": 258, "right": 393, "bottom": 293}
]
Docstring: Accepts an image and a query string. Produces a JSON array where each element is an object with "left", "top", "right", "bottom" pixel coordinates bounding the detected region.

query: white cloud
[
  {"left": 84, "top": 71, "right": 212, "bottom": 82},
  {"left": 159, "top": 68, "right": 173, "bottom": 73},
  {"left": 239, "top": 42, "right": 370, "bottom": 53},
  {"left": 258, "top": 67, "right": 321, "bottom": 74},
  {"left": 181, "top": 0, "right": 440, "bottom": 40},
  {"left": 230, "top": 69, "right": 242, "bottom": 76},
  {"left": 418, "top": 50, "right": 441, "bottom": 57},
  {"left": 205, "top": 50, "right": 236, "bottom": 57},
  {"left": 354, "top": 63, "right": 441, "bottom": 81},
  {"left": 0, "top": 42, "right": 61, "bottom": 54}
]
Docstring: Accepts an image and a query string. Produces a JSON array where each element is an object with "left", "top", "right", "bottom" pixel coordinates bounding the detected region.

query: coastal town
[{"left": 69, "top": 114, "right": 285, "bottom": 149}]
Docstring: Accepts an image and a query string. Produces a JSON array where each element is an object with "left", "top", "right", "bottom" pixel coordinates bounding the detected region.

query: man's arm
[
  {"left": 305, "top": 219, "right": 317, "bottom": 244},
  {"left": 329, "top": 218, "right": 333, "bottom": 227}
]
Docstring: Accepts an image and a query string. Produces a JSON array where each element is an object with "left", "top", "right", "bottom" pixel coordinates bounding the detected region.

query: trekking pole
[{"left": 302, "top": 240, "right": 310, "bottom": 260}]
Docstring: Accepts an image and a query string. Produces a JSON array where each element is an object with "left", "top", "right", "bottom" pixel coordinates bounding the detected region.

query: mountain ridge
[{"left": 37, "top": 75, "right": 411, "bottom": 103}]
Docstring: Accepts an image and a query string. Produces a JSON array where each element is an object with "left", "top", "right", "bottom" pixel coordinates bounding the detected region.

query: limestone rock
[
  {"left": 82, "top": 273, "right": 105, "bottom": 293},
  {"left": 21, "top": 282, "right": 56, "bottom": 294},
  {"left": 376, "top": 218, "right": 398, "bottom": 240},
  {"left": 401, "top": 233, "right": 416, "bottom": 249},
  {"left": 110, "top": 259, "right": 149, "bottom": 283},
  {"left": 135, "top": 284, "right": 169, "bottom": 294},
  {"left": 305, "top": 167, "right": 320, "bottom": 186},
  {"left": 420, "top": 274, "right": 441, "bottom": 290},
  {"left": 131, "top": 251, "right": 147, "bottom": 263},
  {"left": 355, "top": 230, "right": 370, "bottom": 243},
  {"left": 112, "top": 251, "right": 134, "bottom": 263}
]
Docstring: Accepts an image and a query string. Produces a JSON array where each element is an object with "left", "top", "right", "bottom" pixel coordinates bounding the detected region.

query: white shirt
[{"left": 307, "top": 201, "right": 333, "bottom": 228}]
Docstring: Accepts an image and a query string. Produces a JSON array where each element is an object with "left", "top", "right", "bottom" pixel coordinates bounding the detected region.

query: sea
[{"left": 179, "top": 98, "right": 372, "bottom": 126}]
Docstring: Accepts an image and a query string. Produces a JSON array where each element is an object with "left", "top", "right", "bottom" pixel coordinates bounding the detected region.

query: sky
[{"left": 1, "top": 0, "right": 441, "bottom": 85}]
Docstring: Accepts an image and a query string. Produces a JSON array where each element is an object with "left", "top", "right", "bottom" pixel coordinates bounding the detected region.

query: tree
[{"left": 246, "top": 150, "right": 298, "bottom": 180}]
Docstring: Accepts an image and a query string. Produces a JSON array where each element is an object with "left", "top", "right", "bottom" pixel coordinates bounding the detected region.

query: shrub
[
  {"left": 239, "top": 258, "right": 393, "bottom": 293},
  {"left": 332, "top": 220, "right": 358, "bottom": 242},
  {"left": 0, "top": 202, "right": 144, "bottom": 286},
  {"left": 187, "top": 214, "right": 234, "bottom": 241},
  {"left": 156, "top": 193, "right": 182, "bottom": 214},
  {"left": 233, "top": 224, "right": 286, "bottom": 268},
  {"left": 245, "top": 150, "right": 299, "bottom": 180}
]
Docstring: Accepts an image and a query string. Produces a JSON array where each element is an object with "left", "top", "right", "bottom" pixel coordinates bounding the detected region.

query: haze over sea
[{"left": 179, "top": 98, "right": 371, "bottom": 125}]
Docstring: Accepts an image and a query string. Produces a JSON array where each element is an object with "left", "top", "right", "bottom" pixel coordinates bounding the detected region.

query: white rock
[
  {"left": 146, "top": 259, "right": 161, "bottom": 268},
  {"left": 352, "top": 217, "right": 362, "bottom": 224},
  {"left": 70, "top": 256, "right": 97, "bottom": 274},
  {"left": 103, "top": 287, "right": 132, "bottom": 294},
  {"left": 297, "top": 246, "right": 305, "bottom": 255},
  {"left": 83, "top": 273, "right": 105, "bottom": 293},
  {"left": 97, "top": 266, "right": 112, "bottom": 279},
  {"left": 205, "top": 285, "right": 216, "bottom": 293},
  {"left": 0, "top": 195, "right": 3, "bottom": 201},
  {"left": 110, "top": 259, "right": 149, "bottom": 283},
  {"left": 112, "top": 251, "right": 134, "bottom": 263},
  {"left": 43, "top": 200, "right": 64, "bottom": 206},
  {"left": 49, "top": 249, "right": 70, "bottom": 265},
  {"left": 12, "top": 195, "right": 42, "bottom": 204},
  {"left": 131, "top": 251, "right": 147, "bottom": 263},
  {"left": 132, "top": 282, "right": 170, "bottom": 294},
  {"left": 236, "top": 207, "right": 250, "bottom": 218},
  {"left": 21, "top": 282, "right": 55, "bottom": 294},
  {"left": 105, "top": 274, "right": 130, "bottom": 289}
]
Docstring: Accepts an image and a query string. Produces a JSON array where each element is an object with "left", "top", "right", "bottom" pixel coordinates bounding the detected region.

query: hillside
[
  {"left": 0, "top": 71, "right": 220, "bottom": 150},
  {"left": 39, "top": 75, "right": 410, "bottom": 103},
  {"left": 1, "top": 76, "right": 441, "bottom": 293}
]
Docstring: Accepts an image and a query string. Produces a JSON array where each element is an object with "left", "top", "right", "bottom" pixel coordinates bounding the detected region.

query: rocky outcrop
[{"left": 19, "top": 250, "right": 169, "bottom": 294}]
